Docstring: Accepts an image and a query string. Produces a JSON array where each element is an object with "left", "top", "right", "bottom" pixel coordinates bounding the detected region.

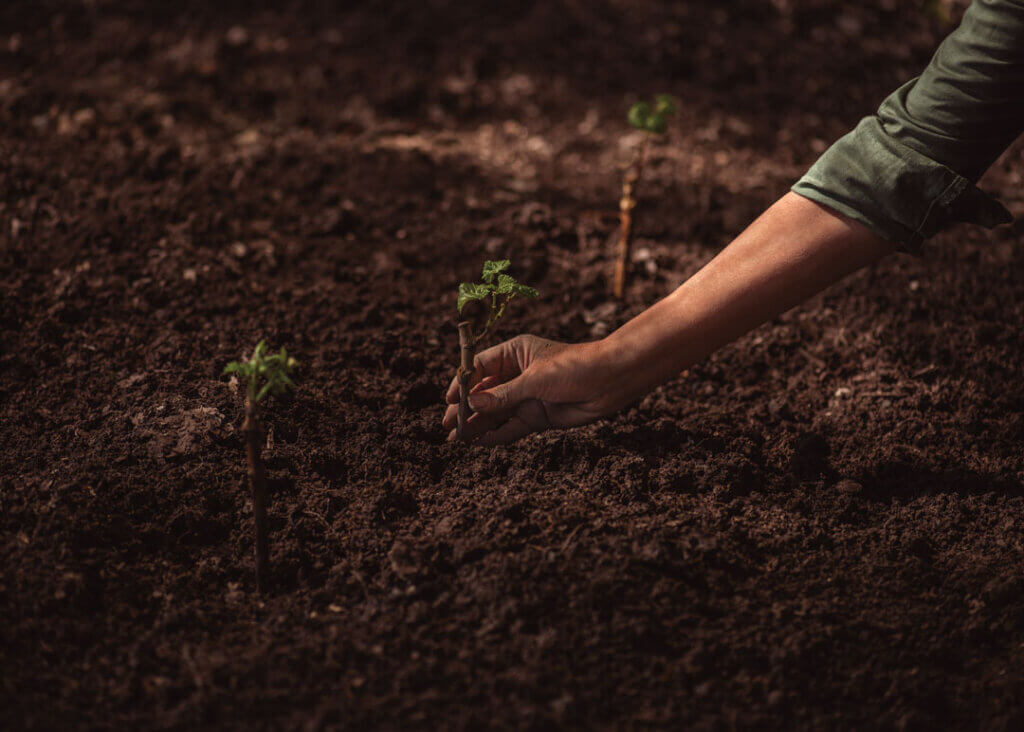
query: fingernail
[{"left": 468, "top": 393, "right": 494, "bottom": 411}]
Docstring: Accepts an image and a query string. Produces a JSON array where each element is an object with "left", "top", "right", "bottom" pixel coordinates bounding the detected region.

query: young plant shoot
[
  {"left": 614, "top": 93, "right": 677, "bottom": 299},
  {"left": 455, "top": 260, "right": 538, "bottom": 441},
  {"left": 223, "top": 341, "right": 297, "bottom": 594}
]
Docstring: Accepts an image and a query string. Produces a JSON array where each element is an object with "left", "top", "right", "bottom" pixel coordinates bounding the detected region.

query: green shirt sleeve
[{"left": 792, "top": 0, "right": 1024, "bottom": 251}]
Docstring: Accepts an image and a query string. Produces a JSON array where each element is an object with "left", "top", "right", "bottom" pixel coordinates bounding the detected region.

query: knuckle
[{"left": 513, "top": 334, "right": 541, "bottom": 363}]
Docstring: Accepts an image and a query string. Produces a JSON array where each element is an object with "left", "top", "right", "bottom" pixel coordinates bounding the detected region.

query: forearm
[{"left": 598, "top": 192, "right": 891, "bottom": 402}]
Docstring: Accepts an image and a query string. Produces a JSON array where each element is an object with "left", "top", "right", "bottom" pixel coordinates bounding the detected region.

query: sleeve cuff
[{"left": 791, "top": 116, "right": 1012, "bottom": 253}]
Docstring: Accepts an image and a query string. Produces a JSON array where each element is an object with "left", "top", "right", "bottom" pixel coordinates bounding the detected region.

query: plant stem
[
  {"left": 457, "top": 321, "right": 475, "bottom": 441},
  {"left": 242, "top": 397, "right": 270, "bottom": 594},
  {"left": 474, "top": 295, "right": 511, "bottom": 350},
  {"left": 613, "top": 133, "right": 650, "bottom": 299}
]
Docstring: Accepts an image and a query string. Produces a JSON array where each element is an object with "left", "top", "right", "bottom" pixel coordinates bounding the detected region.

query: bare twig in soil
[
  {"left": 912, "top": 364, "right": 939, "bottom": 379},
  {"left": 223, "top": 341, "right": 297, "bottom": 594},
  {"left": 457, "top": 321, "right": 474, "bottom": 441},
  {"left": 613, "top": 135, "right": 648, "bottom": 299},
  {"left": 612, "top": 95, "right": 676, "bottom": 299},
  {"left": 242, "top": 397, "right": 270, "bottom": 593}
]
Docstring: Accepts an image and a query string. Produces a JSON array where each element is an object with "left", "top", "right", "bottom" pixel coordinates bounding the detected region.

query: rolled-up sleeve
[{"left": 792, "top": 0, "right": 1024, "bottom": 251}]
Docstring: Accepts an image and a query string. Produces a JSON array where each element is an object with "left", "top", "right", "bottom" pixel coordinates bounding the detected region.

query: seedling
[
  {"left": 455, "top": 260, "right": 538, "bottom": 440},
  {"left": 223, "top": 340, "right": 297, "bottom": 594},
  {"left": 613, "top": 94, "right": 677, "bottom": 299}
]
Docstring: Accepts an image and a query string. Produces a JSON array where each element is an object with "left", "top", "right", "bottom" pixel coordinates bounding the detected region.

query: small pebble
[{"left": 225, "top": 26, "right": 249, "bottom": 47}]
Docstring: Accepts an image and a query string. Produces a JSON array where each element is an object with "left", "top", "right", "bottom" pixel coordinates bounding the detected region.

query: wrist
[
  {"left": 594, "top": 291, "right": 698, "bottom": 400},
  {"left": 591, "top": 332, "right": 632, "bottom": 373},
  {"left": 596, "top": 312, "right": 666, "bottom": 374},
  {"left": 585, "top": 332, "right": 652, "bottom": 408}
]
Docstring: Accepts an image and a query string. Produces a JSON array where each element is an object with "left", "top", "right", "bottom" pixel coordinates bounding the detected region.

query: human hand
[{"left": 442, "top": 335, "right": 630, "bottom": 445}]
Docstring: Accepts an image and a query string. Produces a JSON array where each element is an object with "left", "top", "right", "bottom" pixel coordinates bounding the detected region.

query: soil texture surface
[{"left": 3, "top": 1, "right": 1024, "bottom": 729}]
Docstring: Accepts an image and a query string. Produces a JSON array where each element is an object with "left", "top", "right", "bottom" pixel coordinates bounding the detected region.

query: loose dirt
[{"left": 2, "top": 1, "right": 1023, "bottom": 729}]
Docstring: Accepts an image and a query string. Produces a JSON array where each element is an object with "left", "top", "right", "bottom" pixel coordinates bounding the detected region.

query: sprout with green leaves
[
  {"left": 615, "top": 94, "right": 678, "bottom": 299},
  {"left": 454, "top": 260, "right": 538, "bottom": 440},
  {"left": 627, "top": 94, "right": 677, "bottom": 135},
  {"left": 223, "top": 340, "right": 298, "bottom": 404},
  {"left": 223, "top": 340, "right": 298, "bottom": 594},
  {"left": 457, "top": 259, "right": 538, "bottom": 337}
]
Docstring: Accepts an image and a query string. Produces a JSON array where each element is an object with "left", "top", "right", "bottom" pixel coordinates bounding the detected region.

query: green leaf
[
  {"left": 481, "top": 259, "right": 510, "bottom": 283},
  {"left": 457, "top": 282, "right": 494, "bottom": 313},
  {"left": 511, "top": 283, "right": 539, "bottom": 299},
  {"left": 494, "top": 274, "right": 539, "bottom": 299},
  {"left": 654, "top": 94, "right": 677, "bottom": 117},
  {"left": 495, "top": 273, "right": 517, "bottom": 294},
  {"left": 645, "top": 114, "right": 668, "bottom": 135},
  {"left": 627, "top": 101, "right": 651, "bottom": 130},
  {"left": 226, "top": 341, "right": 298, "bottom": 402},
  {"left": 255, "top": 381, "right": 274, "bottom": 402}
]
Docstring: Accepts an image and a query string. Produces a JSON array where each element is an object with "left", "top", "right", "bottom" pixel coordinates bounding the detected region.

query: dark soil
[{"left": 3, "top": 1, "right": 1024, "bottom": 729}]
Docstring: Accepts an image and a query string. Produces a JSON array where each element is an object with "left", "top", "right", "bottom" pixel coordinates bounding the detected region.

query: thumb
[{"left": 468, "top": 372, "right": 534, "bottom": 413}]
